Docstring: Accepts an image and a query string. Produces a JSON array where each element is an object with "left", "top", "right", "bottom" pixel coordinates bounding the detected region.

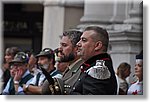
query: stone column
[
  {"left": 77, "top": 0, "right": 127, "bottom": 29},
  {"left": 0, "top": 0, "right": 4, "bottom": 93},
  {"left": 42, "top": 0, "right": 65, "bottom": 50},
  {"left": 109, "top": 1, "right": 142, "bottom": 83}
]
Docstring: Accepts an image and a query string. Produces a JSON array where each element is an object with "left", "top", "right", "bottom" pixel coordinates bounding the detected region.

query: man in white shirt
[
  {"left": 2, "top": 52, "right": 33, "bottom": 95},
  {"left": 23, "top": 48, "right": 62, "bottom": 94}
]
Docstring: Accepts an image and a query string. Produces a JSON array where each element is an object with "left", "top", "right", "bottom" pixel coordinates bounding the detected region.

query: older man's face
[
  {"left": 10, "top": 63, "right": 27, "bottom": 77},
  {"left": 77, "top": 30, "right": 96, "bottom": 61}
]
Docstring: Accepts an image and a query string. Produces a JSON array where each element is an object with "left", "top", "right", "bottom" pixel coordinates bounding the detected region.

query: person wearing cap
[
  {"left": 127, "top": 50, "right": 143, "bottom": 95},
  {"left": 41, "top": 30, "right": 83, "bottom": 95},
  {"left": 23, "top": 48, "right": 62, "bottom": 95},
  {"left": 70, "top": 26, "right": 117, "bottom": 94},
  {"left": 2, "top": 52, "right": 34, "bottom": 95}
]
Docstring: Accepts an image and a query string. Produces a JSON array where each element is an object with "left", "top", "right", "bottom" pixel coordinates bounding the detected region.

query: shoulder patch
[{"left": 86, "top": 60, "right": 111, "bottom": 80}]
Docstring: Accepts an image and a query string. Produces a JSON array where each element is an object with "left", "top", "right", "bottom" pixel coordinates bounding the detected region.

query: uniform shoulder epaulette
[{"left": 86, "top": 60, "right": 111, "bottom": 80}]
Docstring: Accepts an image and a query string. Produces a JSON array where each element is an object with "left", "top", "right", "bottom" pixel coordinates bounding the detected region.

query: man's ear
[{"left": 94, "top": 41, "right": 102, "bottom": 51}]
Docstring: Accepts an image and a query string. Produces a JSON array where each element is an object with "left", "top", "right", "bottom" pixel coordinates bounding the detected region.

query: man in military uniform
[
  {"left": 41, "top": 30, "right": 83, "bottom": 94},
  {"left": 70, "top": 26, "right": 117, "bottom": 95}
]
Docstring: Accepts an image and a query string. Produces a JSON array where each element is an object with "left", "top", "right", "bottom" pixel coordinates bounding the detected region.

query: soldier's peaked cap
[
  {"left": 36, "top": 48, "right": 54, "bottom": 58},
  {"left": 9, "top": 52, "right": 28, "bottom": 64}
]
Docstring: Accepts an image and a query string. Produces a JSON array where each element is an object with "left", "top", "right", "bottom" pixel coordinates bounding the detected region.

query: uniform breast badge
[{"left": 86, "top": 60, "right": 111, "bottom": 80}]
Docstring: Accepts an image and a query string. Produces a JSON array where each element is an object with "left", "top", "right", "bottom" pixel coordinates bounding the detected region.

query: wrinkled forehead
[
  {"left": 60, "top": 36, "right": 71, "bottom": 43},
  {"left": 82, "top": 30, "right": 96, "bottom": 38},
  {"left": 60, "top": 36, "right": 73, "bottom": 47}
]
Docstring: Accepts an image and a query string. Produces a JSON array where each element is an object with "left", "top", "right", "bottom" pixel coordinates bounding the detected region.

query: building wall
[{"left": 64, "top": 6, "right": 84, "bottom": 31}]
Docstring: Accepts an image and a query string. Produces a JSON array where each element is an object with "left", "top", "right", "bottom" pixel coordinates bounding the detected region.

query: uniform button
[
  {"left": 64, "top": 85, "right": 71, "bottom": 88},
  {"left": 64, "top": 90, "right": 67, "bottom": 94},
  {"left": 73, "top": 87, "right": 75, "bottom": 90},
  {"left": 78, "top": 79, "right": 80, "bottom": 81}
]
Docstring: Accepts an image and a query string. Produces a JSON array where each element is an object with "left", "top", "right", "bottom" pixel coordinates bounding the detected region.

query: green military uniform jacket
[
  {"left": 62, "top": 58, "right": 83, "bottom": 94},
  {"left": 41, "top": 58, "right": 83, "bottom": 95}
]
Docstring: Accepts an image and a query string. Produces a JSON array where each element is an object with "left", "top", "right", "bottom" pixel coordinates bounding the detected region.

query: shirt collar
[
  {"left": 84, "top": 53, "right": 110, "bottom": 65},
  {"left": 22, "top": 70, "right": 30, "bottom": 78},
  {"left": 81, "top": 53, "right": 111, "bottom": 71},
  {"left": 68, "top": 58, "right": 83, "bottom": 73}
]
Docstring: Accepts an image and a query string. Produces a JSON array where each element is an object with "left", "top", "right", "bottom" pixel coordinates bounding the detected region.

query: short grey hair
[
  {"left": 60, "top": 30, "right": 83, "bottom": 47},
  {"left": 84, "top": 26, "right": 109, "bottom": 52}
]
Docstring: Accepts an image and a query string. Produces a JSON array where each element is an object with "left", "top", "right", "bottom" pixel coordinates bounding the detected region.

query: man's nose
[
  {"left": 59, "top": 46, "right": 63, "bottom": 51},
  {"left": 134, "top": 66, "right": 137, "bottom": 70},
  {"left": 59, "top": 47, "right": 62, "bottom": 51},
  {"left": 37, "top": 60, "right": 41, "bottom": 65},
  {"left": 76, "top": 41, "right": 81, "bottom": 47}
]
